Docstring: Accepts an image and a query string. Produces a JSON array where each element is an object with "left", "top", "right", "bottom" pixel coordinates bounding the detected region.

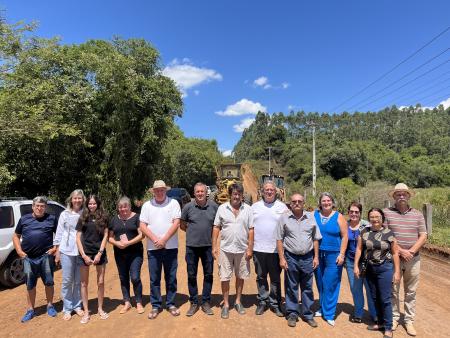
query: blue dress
[{"left": 314, "top": 210, "right": 343, "bottom": 321}]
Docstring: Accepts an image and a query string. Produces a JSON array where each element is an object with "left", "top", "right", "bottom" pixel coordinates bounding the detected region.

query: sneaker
[
  {"left": 304, "top": 318, "right": 318, "bottom": 328},
  {"left": 221, "top": 306, "right": 229, "bottom": 319},
  {"left": 287, "top": 315, "right": 298, "bottom": 327},
  {"left": 255, "top": 303, "right": 266, "bottom": 315},
  {"left": 405, "top": 323, "right": 417, "bottom": 336},
  {"left": 392, "top": 320, "right": 399, "bottom": 331},
  {"left": 326, "top": 319, "right": 335, "bottom": 326},
  {"left": 270, "top": 307, "right": 284, "bottom": 317},
  {"left": 186, "top": 303, "right": 199, "bottom": 317},
  {"left": 314, "top": 310, "right": 322, "bottom": 317},
  {"left": 201, "top": 302, "right": 214, "bottom": 315},
  {"left": 47, "top": 305, "right": 57, "bottom": 317},
  {"left": 21, "top": 309, "right": 35, "bottom": 323}
]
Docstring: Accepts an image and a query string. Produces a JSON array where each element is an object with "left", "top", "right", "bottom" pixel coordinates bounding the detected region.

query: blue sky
[{"left": 2, "top": 1, "right": 449, "bottom": 154}]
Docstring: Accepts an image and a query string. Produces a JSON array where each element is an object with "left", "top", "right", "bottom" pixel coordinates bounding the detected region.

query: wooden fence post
[
  {"left": 384, "top": 200, "right": 391, "bottom": 208},
  {"left": 423, "top": 203, "right": 432, "bottom": 235}
]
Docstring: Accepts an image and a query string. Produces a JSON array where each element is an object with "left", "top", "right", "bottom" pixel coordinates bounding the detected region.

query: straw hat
[
  {"left": 388, "top": 183, "right": 415, "bottom": 198},
  {"left": 149, "top": 180, "right": 170, "bottom": 192}
]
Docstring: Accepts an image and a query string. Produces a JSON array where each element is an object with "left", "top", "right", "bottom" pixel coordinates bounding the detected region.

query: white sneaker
[
  {"left": 314, "top": 311, "right": 322, "bottom": 317},
  {"left": 326, "top": 319, "right": 335, "bottom": 326}
]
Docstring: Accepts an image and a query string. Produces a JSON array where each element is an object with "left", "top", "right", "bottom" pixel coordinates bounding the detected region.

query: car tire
[{"left": 0, "top": 252, "right": 25, "bottom": 287}]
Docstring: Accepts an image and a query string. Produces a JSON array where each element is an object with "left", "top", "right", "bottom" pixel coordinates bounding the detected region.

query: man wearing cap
[
  {"left": 180, "top": 182, "right": 218, "bottom": 316},
  {"left": 140, "top": 180, "right": 181, "bottom": 319},
  {"left": 276, "top": 193, "right": 321, "bottom": 328},
  {"left": 383, "top": 183, "right": 427, "bottom": 336},
  {"left": 251, "top": 181, "right": 288, "bottom": 317},
  {"left": 212, "top": 183, "right": 254, "bottom": 319}
]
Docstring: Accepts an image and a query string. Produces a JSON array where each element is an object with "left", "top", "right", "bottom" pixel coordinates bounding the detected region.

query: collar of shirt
[
  {"left": 225, "top": 202, "right": 244, "bottom": 212},
  {"left": 194, "top": 200, "right": 209, "bottom": 209},
  {"left": 151, "top": 197, "right": 169, "bottom": 207},
  {"left": 390, "top": 206, "right": 412, "bottom": 215},
  {"left": 288, "top": 210, "right": 308, "bottom": 222}
]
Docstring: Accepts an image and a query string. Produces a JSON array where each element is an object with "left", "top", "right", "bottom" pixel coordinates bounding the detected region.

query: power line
[
  {"left": 345, "top": 49, "right": 449, "bottom": 112},
  {"left": 330, "top": 26, "right": 450, "bottom": 112}
]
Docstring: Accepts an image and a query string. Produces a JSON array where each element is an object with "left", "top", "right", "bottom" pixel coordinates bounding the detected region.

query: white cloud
[
  {"left": 233, "top": 118, "right": 255, "bottom": 133},
  {"left": 215, "top": 98, "right": 267, "bottom": 116},
  {"left": 222, "top": 150, "right": 233, "bottom": 157},
  {"left": 194, "top": 90, "right": 200, "bottom": 96},
  {"left": 282, "top": 82, "right": 290, "bottom": 89},
  {"left": 440, "top": 97, "right": 450, "bottom": 109},
  {"left": 254, "top": 76, "right": 269, "bottom": 87},
  {"left": 263, "top": 84, "right": 272, "bottom": 89},
  {"left": 163, "top": 59, "right": 222, "bottom": 97}
]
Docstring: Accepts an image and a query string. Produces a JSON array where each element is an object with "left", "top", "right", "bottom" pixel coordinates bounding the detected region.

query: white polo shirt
[
  {"left": 252, "top": 199, "right": 289, "bottom": 253},
  {"left": 140, "top": 197, "right": 181, "bottom": 251}
]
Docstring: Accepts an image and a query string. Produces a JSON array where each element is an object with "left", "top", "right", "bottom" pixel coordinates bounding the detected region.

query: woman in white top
[{"left": 54, "top": 189, "right": 85, "bottom": 320}]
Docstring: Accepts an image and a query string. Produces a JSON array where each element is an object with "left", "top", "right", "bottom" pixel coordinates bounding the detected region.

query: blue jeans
[
  {"left": 314, "top": 250, "right": 343, "bottom": 320},
  {"left": 186, "top": 246, "right": 213, "bottom": 305},
  {"left": 148, "top": 248, "right": 178, "bottom": 309},
  {"left": 284, "top": 250, "right": 315, "bottom": 319},
  {"left": 114, "top": 250, "right": 143, "bottom": 304},
  {"left": 60, "top": 253, "right": 82, "bottom": 313},
  {"left": 366, "top": 261, "right": 394, "bottom": 331},
  {"left": 345, "top": 256, "right": 377, "bottom": 320},
  {"left": 23, "top": 253, "right": 55, "bottom": 291}
]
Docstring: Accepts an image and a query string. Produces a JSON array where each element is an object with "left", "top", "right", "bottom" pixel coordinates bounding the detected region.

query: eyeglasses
[
  {"left": 348, "top": 210, "right": 360, "bottom": 214},
  {"left": 291, "top": 200, "right": 304, "bottom": 204}
]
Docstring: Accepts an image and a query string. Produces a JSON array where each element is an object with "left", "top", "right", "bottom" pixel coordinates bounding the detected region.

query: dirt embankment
[{"left": 241, "top": 163, "right": 259, "bottom": 203}]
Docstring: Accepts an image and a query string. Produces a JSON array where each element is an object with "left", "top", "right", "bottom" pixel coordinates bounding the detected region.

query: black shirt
[
  {"left": 181, "top": 200, "right": 218, "bottom": 247},
  {"left": 15, "top": 213, "right": 58, "bottom": 258},
  {"left": 108, "top": 214, "right": 143, "bottom": 255},
  {"left": 76, "top": 218, "right": 106, "bottom": 256}
]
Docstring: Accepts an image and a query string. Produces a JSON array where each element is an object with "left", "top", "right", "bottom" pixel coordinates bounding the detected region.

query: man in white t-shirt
[
  {"left": 139, "top": 180, "right": 181, "bottom": 319},
  {"left": 251, "top": 181, "right": 288, "bottom": 317}
]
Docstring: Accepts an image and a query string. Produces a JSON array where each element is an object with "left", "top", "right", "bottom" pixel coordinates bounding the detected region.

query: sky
[{"left": 2, "top": 1, "right": 450, "bottom": 155}]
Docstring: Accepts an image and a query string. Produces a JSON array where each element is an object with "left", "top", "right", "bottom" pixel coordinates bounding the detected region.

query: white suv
[{"left": 0, "top": 198, "right": 65, "bottom": 287}]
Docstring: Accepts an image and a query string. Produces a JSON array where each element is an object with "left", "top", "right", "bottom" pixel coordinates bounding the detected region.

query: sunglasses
[{"left": 291, "top": 200, "right": 304, "bottom": 204}]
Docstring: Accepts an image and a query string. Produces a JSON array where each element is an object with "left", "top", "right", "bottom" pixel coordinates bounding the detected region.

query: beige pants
[{"left": 392, "top": 254, "right": 420, "bottom": 324}]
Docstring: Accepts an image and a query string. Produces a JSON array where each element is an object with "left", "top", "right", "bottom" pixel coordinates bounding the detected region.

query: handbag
[{"left": 359, "top": 258, "right": 368, "bottom": 278}]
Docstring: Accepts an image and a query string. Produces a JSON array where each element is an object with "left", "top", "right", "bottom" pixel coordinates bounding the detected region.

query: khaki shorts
[{"left": 218, "top": 250, "right": 250, "bottom": 282}]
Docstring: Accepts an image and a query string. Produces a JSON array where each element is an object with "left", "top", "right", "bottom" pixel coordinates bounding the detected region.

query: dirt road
[{"left": 2, "top": 231, "right": 449, "bottom": 337}]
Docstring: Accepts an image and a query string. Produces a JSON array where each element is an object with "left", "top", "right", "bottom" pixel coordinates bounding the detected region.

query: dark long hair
[{"left": 78, "top": 194, "right": 108, "bottom": 234}]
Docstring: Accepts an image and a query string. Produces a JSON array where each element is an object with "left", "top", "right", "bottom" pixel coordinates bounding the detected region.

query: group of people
[{"left": 13, "top": 181, "right": 427, "bottom": 337}]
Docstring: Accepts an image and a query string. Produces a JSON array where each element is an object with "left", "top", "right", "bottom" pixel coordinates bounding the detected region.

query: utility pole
[
  {"left": 267, "top": 146, "right": 273, "bottom": 173},
  {"left": 312, "top": 123, "right": 316, "bottom": 197}
]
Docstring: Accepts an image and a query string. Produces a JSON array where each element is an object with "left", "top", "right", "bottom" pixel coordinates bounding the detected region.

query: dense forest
[
  {"left": 233, "top": 107, "right": 450, "bottom": 189},
  {"left": 0, "top": 20, "right": 221, "bottom": 207}
]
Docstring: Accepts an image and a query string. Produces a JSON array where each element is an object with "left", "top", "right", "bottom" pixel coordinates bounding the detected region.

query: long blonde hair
[{"left": 66, "top": 189, "right": 86, "bottom": 211}]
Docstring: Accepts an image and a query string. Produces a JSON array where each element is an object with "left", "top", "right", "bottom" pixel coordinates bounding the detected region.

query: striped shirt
[{"left": 383, "top": 207, "right": 427, "bottom": 249}]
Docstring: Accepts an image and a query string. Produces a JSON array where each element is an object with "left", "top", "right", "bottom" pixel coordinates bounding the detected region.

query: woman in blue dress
[{"left": 314, "top": 192, "right": 348, "bottom": 326}]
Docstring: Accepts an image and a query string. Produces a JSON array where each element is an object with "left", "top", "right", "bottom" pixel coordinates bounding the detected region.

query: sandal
[
  {"left": 98, "top": 310, "right": 109, "bottom": 320},
  {"left": 120, "top": 304, "right": 131, "bottom": 314},
  {"left": 63, "top": 313, "right": 72, "bottom": 321},
  {"left": 75, "top": 309, "right": 85, "bottom": 317},
  {"left": 168, "top": 306, "right": 180, "bottom": 317},
  {"left": 367, "top": 324, "right": 385, "bottom": 331},
  {"left": 148, "top": 308, "right": 162, "bottom": 320},
  {"left": 136, "top": 303, "right": 145, "bottom": 314},
  {"left": 80, "top": 315, "right": 90, "bottom": 324}
]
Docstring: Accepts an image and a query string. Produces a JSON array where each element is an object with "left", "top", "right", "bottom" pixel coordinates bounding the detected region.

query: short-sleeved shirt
[
  {"left": 140, "top": 197, "right": 181, "bottom": 251},
  {"left": 214, "top": 202, "right": 254, "bottom": 254},
  {"left": 108, "top": 213, "right": 143, "bottom": 254},
  {"left": 360, "top": 226, "right": 395, "bottom": 265},
  {"left": 276, "top": 211, "right": 322, "bottom": 255},
  {"left": 252, "top": 200, "right": 288, "bottom": 253},
  {"left": 346, "top": 220, "right": 370, "bottom": 260},
  {"left": 383, "top": 207, "right": 427, "bottom": 250},
  {"left": 15, "top": 213, "right": 58, "bottom": 258},
  {"left": 181, "top": 200, "right": 218, "bottom": 247},
  {"left": 76, "top": 218, "right": 106, "bottom": 256}
]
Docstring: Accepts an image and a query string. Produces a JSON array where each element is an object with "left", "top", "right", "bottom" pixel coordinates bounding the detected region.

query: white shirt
[
  {"left": 214, "top": 202, "right": 254, "bottom": 254},
  {"left": 140, "top": 197, "right": 181, "bottom": 251},
  {"left": 53, "top": 209, "right": 81, "bottom": 256},
  {"left": 252, "top": 199, "right": 289, "bottom": 253}
]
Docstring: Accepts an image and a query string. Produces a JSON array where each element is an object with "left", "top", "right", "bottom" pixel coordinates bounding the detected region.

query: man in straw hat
[
  {"left": 383, "top": 183, "right": 427, "bottom": 336},
  {"left": 140, "top": 180, "right": 181, "bottom": 319}
]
